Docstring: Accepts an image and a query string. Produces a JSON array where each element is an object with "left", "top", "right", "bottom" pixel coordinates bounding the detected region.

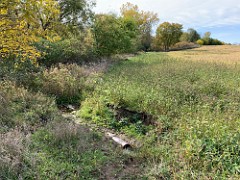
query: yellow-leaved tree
[
  {"left": 155, "top": 22, "right": 183, "bottom": 51},
  {"left": 121, "top": 2, "right": 159, "bottom": 51},
  {"left": 0, "top": 0, "right": 60, "bottom": 60}
]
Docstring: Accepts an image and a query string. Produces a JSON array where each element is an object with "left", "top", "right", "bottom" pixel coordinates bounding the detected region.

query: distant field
[
  {"left": 79, "top": 46, "right": 240, "bottom": 179},
  {"left": 169, "top": 45, "right": 240, "bottom": 64}
]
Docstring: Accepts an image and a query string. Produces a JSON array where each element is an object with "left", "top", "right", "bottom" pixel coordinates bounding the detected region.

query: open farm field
[
  {"left": 79, "top": 46, "right": 240, "bottom": 179},
  {"left": 169, "top": 45, "right": 240, "bottom": 65}
]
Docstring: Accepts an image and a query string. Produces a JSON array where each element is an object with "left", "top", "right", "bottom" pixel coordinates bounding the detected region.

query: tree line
[{"left": 0, "top": 1, "right": 225, "bottom": 64}]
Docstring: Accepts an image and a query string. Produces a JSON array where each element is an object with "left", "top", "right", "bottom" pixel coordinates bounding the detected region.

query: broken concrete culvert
[{"left": 106, "top": 132, "right": 131, "bottom": 149}]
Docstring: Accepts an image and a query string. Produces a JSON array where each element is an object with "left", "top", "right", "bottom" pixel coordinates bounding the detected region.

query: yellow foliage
[
  {"left": 196, "top": 39, "right": 204, "bottom": 45},
  {"left": 156, "top": 22, "right": 183, "bottom": 51},
  {"left": 120, "top": 2, "right": 159, "bottom": 50},
  {"left": 0, "top": 0, "right": 60, "bottom": 60},
  {"left": 120, "top": 2, "right": 159, "bottom": 28}
]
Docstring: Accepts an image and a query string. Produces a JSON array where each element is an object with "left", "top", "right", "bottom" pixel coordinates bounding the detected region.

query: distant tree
[
  {"left": 92, "top": 14, "right": 138, "bottom": 56},
  {"left": 197, "top": 31, "right": 224, "bottom": 45},
  {"left": 211, "top": 39, "right": 224, "bottom": 45},
  {"left": 180, "top": 32, "right": 190, "bottom": 42},
  {"left": 202, "top": 31, "right": 211, "bottom": 44},
  {"left": 180, "top": 28, "right": 200, "bottom": 42},
  {"left": 120, "top": 2, "right": 159, "bottom": 51},
  {"left": 155, "top": 22, "right": 183, "bottom": 51},
  {"left": 203, "top": 31, "right": 211, "bottom": 39},
  {"left": 187, "top": 28, "right": 200, "bottom": 42}
]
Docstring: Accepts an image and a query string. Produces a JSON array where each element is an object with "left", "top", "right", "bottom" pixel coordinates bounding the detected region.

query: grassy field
[
  {"left": 79, "top": 45, "right": 240, "bottom": 179},
  {"left": 1, "top": 46, "right": 239, "bottom": 179}
]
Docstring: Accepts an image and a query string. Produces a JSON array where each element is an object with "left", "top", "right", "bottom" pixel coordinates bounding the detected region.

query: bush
[
  {"left": 36, "top": 31, "right": 95, "bottom": 67},
  {"left": 0, "top": 56, "right": 43, "bottom": 91},
  {"left": 196, "top": 39, "right": 204, "bottom": 45},
  {"left": 211, "top": 38, "right": 224, "bottom": 45},
  {"left": 171, "top": 41, "right": 199, "bottom": 50},
  {"left": 197, "top": 38, "right": 224, "bottom": 45},
  {"left": 0, "top": 55, "right": 97, "bottom": 106},
  {"left": 41, "top": 63, "right": 88, "bottom": 105}
]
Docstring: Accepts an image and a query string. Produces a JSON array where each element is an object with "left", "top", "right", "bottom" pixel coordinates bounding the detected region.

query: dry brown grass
[
  {"left": 0, "top": 129, "right": 27, "bottom": 175},
  {"left": 168, "top": 45, "right": 240, "bottom": 65}
]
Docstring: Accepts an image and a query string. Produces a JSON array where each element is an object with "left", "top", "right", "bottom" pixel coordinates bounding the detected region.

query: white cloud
[{"left": 94, "top": 0, "right": 240, "bottom": 29}]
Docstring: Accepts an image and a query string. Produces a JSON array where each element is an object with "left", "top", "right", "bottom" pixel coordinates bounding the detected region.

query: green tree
[
  {"left": 197, "top": 32, "right": 224, "bottom": 45},
  {"left": 120, "top": 2, "right": 159, "bottom": 51},
  {"left": 187, "top": 28, "right": 200, "bottom": 42},
  {"left": 155, "top": 22, "right": 183, "bottom": 51},
  {"left": 203, "top": 31, "right": 211, "bottom": 39},
  {"left": 180, "top": 28, "right": 200, "bottom": 42},
  {"left": 180, "top": 32, "right": 190, "bottom": 42},
  {"left": 93, "top": 14, "right": 138, "bottom": 56},
  {"left": 211, "top": 38, "right": 224, "bottom": 45},
  {"left": 58, "top": 0, "right": 95, "bottom": 34},
  {"left": 202, "top": 31, "right": 211, "bottom": 44}
]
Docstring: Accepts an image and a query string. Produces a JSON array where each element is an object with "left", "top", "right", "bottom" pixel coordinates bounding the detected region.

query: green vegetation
[
  {"left": 36, "top": 32, "right": 95, "bottom": 67},
  {"left": 41, "top": 63, "right": 89, "bottom": 106},
  {"left": 0, "top": 81, "right": 58, "bottom": 133},
  {"left": 0, "top": 0, "right": 235, "bottom": 179},
  {"left": 120, "top": 2, "right": 159, "bottom": 51},
  {"left": 1, "top": 119, "right": 142, "bottom": 179},
  {"left": 93, "top": 14, "right": 138, "bottom": 56},
  {"left": 0, "top": 57, "right": 90, "bottom": 106},
  {"left": 180, "top": 28, "right": 201, "bottom": 43},
  {"left": 197, "top": 32, "right": 225, "bottom": 45},
  {"left": 0, "top": 58, "right": 144, "bottom": 179},
  {"left": 78, "top": 53, "right": 240, "bottom": 178}
]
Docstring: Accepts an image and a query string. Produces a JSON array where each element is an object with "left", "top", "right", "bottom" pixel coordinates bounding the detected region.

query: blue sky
[{"left": 94, "top": 0, "right": 240, "bottom": 43}]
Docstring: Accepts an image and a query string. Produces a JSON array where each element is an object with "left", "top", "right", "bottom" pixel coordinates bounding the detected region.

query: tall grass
[
  {"left": 79, "top": 52, "right": 240, "bottom": 178},
  {"left": 0, "top": 81, "right": 58, "bottom": 132}
]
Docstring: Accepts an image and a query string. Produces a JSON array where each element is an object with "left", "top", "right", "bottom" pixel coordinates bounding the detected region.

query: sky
[{"left": 94, "top": 0, "right": 240, "bottom": 44}]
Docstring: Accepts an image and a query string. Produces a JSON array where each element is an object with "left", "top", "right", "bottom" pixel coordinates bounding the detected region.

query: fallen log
[{"left": 106, "top": 132, "right": 131, "bottom": 149}]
